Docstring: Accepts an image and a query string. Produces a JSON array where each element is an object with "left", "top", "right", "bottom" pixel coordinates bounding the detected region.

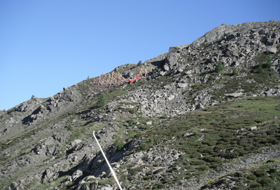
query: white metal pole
[{"left": 92, "top": 131, "right": 123, "bottom": 190}]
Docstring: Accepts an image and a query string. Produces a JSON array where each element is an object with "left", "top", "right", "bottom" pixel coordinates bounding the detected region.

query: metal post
[{"left": 92, "top": 131, "right": 123, "bottom": 190}]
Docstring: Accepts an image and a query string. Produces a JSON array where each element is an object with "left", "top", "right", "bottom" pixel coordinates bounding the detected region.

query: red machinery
[
  {"left": 128, "top": 78, "right": 136, "bottom": 82},
  {"left": 128, "top": 76, "right": 142, "bottom": 83}
]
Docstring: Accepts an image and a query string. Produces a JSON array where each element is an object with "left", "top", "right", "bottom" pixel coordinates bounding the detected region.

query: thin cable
[{"left": 92, "top": 131, "right": 123, "bottom": 190}]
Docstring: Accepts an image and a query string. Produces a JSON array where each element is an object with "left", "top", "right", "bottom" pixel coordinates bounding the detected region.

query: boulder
[
  {"left": 163, "top": 46, "right": 188, "bottom": 71},
  {"left": 231, "top": 61, "right": 239, "bottom": 67},
  {"left": 185, "top": 70, "right": 193, "bottom": 76},
  {"left": 196, "top": 103, "right": 204, "bottom": 109},
  {"left": 250, "top": 126, "right": 257, "bottom": 131},
  {"left": 10, "top": 182, "right": 18, "bottom": 190},
  {"left": 183, "top": 132, "right": 193, "bottom": 137},
  {"left": 79, "top": 175, "right": 96, "bottom": 184},
  {"left": 273, "top": 59, "right": 279, "bottom": 66},
  {"left": 144, "top": 52, "right": 168, "bottom": 65},
  {"left": 167, "top": 95, "right": 175, "bottom": 101},
  {"left": 166, "top": 53, "right": 178, "bottom": 66},
  {"left": 178, "top": 83, "right": 188, "bottom": 88},
  {"left": 72, "top": 169, "right": 83, "bottom": 181},
  {"left": 125, "top": 71, "right": 134, "bottom": 78},
  {"left": 159, "top": 71, "right": 166, "bottom": 76},
  {"left": 146, "top": 121, "right": 152, "bottom": 125},
  {"left": 225, "top": 92, "right": 243, "bottom": 97},
  {"left": 265, "top": 46, "right": 277, "bottom": 54},
  {"left": 71, "top": 139, "right": 82, "bottom": 147},
  {"left": 178, "top": 65, "right": 186, "bottom": 72}
]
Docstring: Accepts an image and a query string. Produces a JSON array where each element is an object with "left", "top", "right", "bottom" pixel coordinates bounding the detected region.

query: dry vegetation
[
  {"left": 91, "top": 72, "right": 127, "bottom": 86},
  {"left": 91, "top": 66, "right": 153, "bottom": 86}
]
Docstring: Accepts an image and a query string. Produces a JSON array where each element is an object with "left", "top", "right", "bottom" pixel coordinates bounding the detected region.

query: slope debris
[{"left": 0, "top": 20, "right": 280, "bottom": 190}]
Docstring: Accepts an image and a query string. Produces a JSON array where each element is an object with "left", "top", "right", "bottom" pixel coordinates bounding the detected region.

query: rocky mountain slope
[{"left": 1, "top": 20, "right": 280, "bottom": 190}]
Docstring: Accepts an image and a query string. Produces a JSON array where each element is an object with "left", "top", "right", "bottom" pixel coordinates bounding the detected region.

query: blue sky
[{"left": 0, "top": 0, "right": 279, "bottom": 110}]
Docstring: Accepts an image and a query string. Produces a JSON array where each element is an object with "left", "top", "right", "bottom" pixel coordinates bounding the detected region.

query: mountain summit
[{"left": 1, "top": 20, "right": 280, "bottom": 190}]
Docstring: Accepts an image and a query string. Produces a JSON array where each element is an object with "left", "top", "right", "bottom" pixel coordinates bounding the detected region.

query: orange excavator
[
  {"left": 128, "top": 78, "right": 136, "bottom": 83},
  {"left": 128, "top": 76, "right": 142, "bottom": 83}
]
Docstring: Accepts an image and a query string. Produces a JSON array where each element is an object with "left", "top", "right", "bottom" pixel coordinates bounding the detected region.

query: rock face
[
  {"left": 164, "top": 45, "right": 190, "bottom": 71},
  {"left": 1, "top": 20, "right": 280, "bottom": 190},
  {"left": 191, "top": 20, "right": 280, "bottom": 47}
]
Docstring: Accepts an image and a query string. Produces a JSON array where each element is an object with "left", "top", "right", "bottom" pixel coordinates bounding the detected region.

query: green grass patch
[{"left": 134, "top": 95, "right": 280, "bottom": 182}]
